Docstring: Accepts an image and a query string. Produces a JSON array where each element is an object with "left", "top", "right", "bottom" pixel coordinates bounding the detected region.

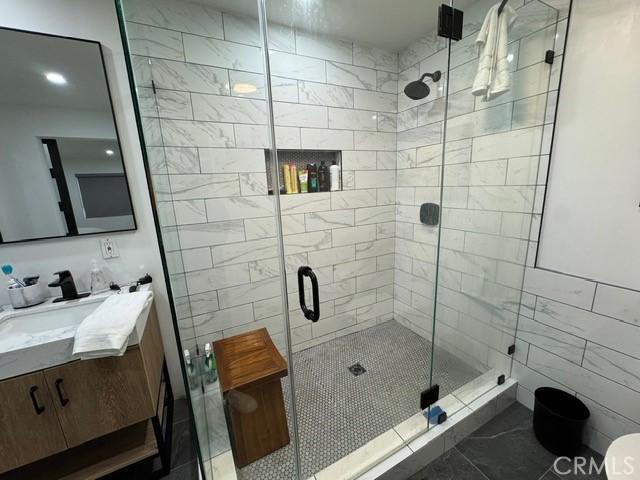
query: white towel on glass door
[
  {"left": 72, "top": 291, "right": 152, "bottom": 360},
  {"left": 472, "top": 3, "right": 517, "bottom": 101}
]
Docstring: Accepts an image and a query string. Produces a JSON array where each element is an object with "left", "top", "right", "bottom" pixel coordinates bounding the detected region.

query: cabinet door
[
  {"left": 44, "top": 348, "right": 154, "bottom": 447},
  {"left": 0, "top": 371, "right": 67, "bottom": 473}
]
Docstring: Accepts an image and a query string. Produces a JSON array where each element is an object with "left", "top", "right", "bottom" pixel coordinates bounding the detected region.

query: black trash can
[{"left": 533, "top": 387, "right": 590, "bottom": 457}]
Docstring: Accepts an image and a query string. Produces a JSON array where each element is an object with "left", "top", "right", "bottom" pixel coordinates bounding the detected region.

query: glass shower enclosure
[{"left": 116, "top": 0, "right": 567, "bottom": 477}]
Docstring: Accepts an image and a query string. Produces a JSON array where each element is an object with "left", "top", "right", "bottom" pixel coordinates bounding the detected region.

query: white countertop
[{"left": 0, "top": 284, "right": 153, "bottom": 381}]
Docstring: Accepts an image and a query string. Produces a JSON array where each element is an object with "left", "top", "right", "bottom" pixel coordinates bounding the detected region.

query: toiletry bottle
[
  {"left": 90, "top": 260, "right": 109, "bottom": 294},
  {"left": 330, "top": 160, "right": 341, "bottom": 191},
  {"left": 203, "top": 343, "right": 218, "bottom": 384},
  {"left": 184, "top": 349, "right": 199, "bottom": 390},
  {"left": 318, "top": 161, "right": 329, "bottom": 191},
  {"left": 282, "top": 163, "right": 292, "bottom": 194},
  {"left": 290, "top": 164, "right": 299, "bottom": 193},
  {"left": 308, "top": 163, "right": 318, "bottom": 192},
  {"left": 299, "top": 169, "right": 309, "bottom": 193}
]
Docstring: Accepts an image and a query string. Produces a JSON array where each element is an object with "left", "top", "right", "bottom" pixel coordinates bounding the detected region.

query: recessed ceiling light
[
  {"left": 45, "top": 72, "right": 66, "bottom": 85},
  {"left": 105, "top": 149, "right": 115, "bottom": 156},
  {"left": 233, "top": 83, "right": 257, "bottom": 94}
]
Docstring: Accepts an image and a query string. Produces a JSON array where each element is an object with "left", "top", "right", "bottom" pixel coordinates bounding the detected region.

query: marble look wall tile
[
  {"left": 442, "top": 208, "right": 502, "bottom": 235},
  {"left": 173, "top": 199, "right": 207, "bottom": 225},
  {"left": 527, "top": 346, "right": 640, "bottom": 424},
  {"left": 397, "top": 108, "right": 418, "bottom": 132},
  {"left": 464, "top": 231, "right": 528, "bottom": 263},
  {"left": 281, "top": 215, "right": 306, "bottom": 235},
  {"left": 273, "top": 102, "right": 328, "bottom": 128},
  {"left": 592, "top": 283, "right": 640, "bottom": 326},
  {"left": 506, "top": 155, "right": 539, "bottom": 185},
  {"left": 534, "top": 297, "right": 640, "bottom": 358},
  {"left": 142, "top": 117, "right": 163, "bottom": 146},
  {"left": 353, "top": 44, "right": 398, "bottom": 72},
  {"left": 239, "top": 172, "right": 267, "bottom": 196},
  {"left": 377, "top": 71, "right": 398, "bottom": 94},
  {"left": 396, "top": 167, "right": 439, "bottom": 187},
  {"left": 199, "top": 148, "right": 264, "bottom": 173},
  {"left": 298, "top": 81, "right": 353, "bottom": 108},
  {"left": 125, "top": 0, "right": 223, "bottom": 37},
  {"left": 332, "top": 225, "right": 377, "bottom": 247},
  {"left": 131, "top": 55, "right": 152, "bottom": 86},
  {"left": 333, "top": 259, "right": 377, "bottom": 282},
  {"left": 233, "top": 124, "right": 268, "bottom": 148},
  {"left": 326, "top": 62, "right": 377, "bottom": 90},
  {"left": 280, "top": 192, "right": 331, "bottom": 214},
  {"left": 377, "top": 112, "right": 397, "bottom": 133},
  {"left": 192, "top": 304, "right": 254, "bottom": 337},
  {"left": 188, "top": 291, "right": 219, "bottom": 316},
  {"left": 169, "top": 173, "right": 239, "bottom": 200},
  {"left": 185, "top": 263, "right": 249, "bottom": 294},
  {"left": 300, "top": 128, "right": 354, "bottom": 150},
  {"left": 269, "top": 50, "right": 326, "bottom": 82},
  {"left": 183, "top": 34, "right": 262, "bottom": 73},
  {"left": 355, "top": 131, "right": 396, "bottom": 151},
  {"left": 222, "top": 13, "right": 295, "bottom": 53},
  {"left": 126, "top": 22, "right": 184, "bottom": 61},
  {"left": 399, "top": 32, "right": 446, "bottom": 71},
  {"left": 161, "top": 119, "right": 235, "bottom": 147},
  {"left": 445, "top": 103, "right": 513, "bottom": 142},
  {"left": 516, "top": 315, "right": 585, "bottom": 364},
  {"left": 468, "top": 185, "right": 535, "bottom": 213},
  {"left": 353, "top": 90, "right": 397, "bottom": 113},
  {"left": 217, "top": 277, "right": 283, "bottom": 309},
  {"left": 192, "top": 93, "right": 266, "bottom": 124},
  {"left": 583, "top": 342, "right": 640, "bottom": 391},
  {"left": 524, "top": 268, "right": 596, "bottom": 309},
  {"left": 155, "top": 90, "right": 193, "bottom": 119},
  {"left": 211, "top": 237, "right": 278, "bottom": 266},
  {"left": 296, "top": 31, "right": 352, "bottom": 63},
  {"left": 177, "top": 220, "right": 245, "bottom": 249},
  {"left": 164, "top": 147, "right": 200, "bottom": 174},
  {"left": 181, "top": 247, "right": 213, "bottom": 272},
  {"left": 397, "top": 123, "right": 442, "bottom": 150},
  {"left": 305, "top": 210, "right": 355, "bottom": 231},
  {"left": 342, "top": 151, "right": 377, "bottom": 170},
  {"left": 331, "top": 189, "right": 377, "bottom": 210},
  {"left": 283, "top": 230, "right": 332, "bottom": 254},
  {"left": 328, "top": 108, "right": 377, "bottom": 131},
  {"left": 308, "top": 245, "right": 355, "bottom": 268},
  {"left": 244, "top": 217, "right": 277, "bottom": 240},
  {"left": 357, "top": 238, "right": 394, "bottom": 259},
  {"left": 205, "top": 195, "right": 274, "bottom": 222},
  {"left": 140, "top": 86, "right": 159, "bottom": 119},
  {"left": 152, "top": 58, "right": 229, "bottom": 95},
  {"left": 377, "top": 152, "right": 396, "bottom": 170},
  {"left": 355, "top": 170, "right": 396, "bottom": 189}
]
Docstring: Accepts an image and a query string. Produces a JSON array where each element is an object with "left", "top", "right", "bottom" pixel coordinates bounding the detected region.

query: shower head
[{"left": 404, "top": 71, "right": 442, "bottom": 100}]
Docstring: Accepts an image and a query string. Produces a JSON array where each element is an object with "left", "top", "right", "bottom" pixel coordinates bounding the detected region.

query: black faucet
[{"left": 48, "top": 270, "right": 90, "bottom": 303}]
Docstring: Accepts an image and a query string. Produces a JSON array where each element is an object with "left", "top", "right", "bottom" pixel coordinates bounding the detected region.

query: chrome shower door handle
[{"left": 297, "top": 266, "right": 320, "bottom": 322}]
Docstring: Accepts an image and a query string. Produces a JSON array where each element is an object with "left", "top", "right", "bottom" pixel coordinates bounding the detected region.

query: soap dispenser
[{"left": 90, "top": 260, "right": 109, "bottom": 294}]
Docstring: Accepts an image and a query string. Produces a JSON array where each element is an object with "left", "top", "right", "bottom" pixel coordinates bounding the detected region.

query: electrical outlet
[{"left": 100, "top": 238, "right": 119, "bottom": 259}]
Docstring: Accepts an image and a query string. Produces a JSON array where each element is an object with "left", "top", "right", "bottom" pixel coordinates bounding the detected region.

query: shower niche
[{"left": 265, "top": 149, "right": 343, "bottom": 195}]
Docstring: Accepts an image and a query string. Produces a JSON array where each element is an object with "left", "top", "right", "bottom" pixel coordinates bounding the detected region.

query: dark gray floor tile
[
  {"left": 173, "top": 398, "right": 191, "bottom": 423},
  {"left": 456, "top": 403, "right": 556, "bottom": 480},
  {"left": 165, "top": 460, "right": 199, "bottom": 480},
  {"left": 407, "top": 448, "right": 488, "bottom": 480},
  {"left": 172, "top": 419, "right": 196, "bottom": 468}
]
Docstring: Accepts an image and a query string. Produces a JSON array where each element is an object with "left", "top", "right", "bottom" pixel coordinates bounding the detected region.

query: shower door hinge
[
  {"left": 507, "top": 344, "right": 516, "bottom": 355},
  {"left": 420, "top": 384, "right": 440, "bottom": 410},
  {"left": 438, "top": 4, "right": 464, "bottom": 41},
  {"left": 545, "top": 50, "right": 555, "bottom": 65},
  {"left": 497, "top": 374, "right": 506, "bottom": 385}
]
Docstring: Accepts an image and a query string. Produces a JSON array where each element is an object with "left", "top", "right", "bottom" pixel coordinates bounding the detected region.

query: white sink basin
[{"left": 0, "top": 286, "right": 153, "bottom": 381}]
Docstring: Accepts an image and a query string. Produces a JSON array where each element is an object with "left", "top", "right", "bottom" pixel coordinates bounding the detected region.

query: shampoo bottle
[
  {"left": 308, "top": 163, "right": 318, "bottom": 192},
  {"left": 330, "top": 160, "right": 341, "bottom": 191},
  {"left": 318, "top": 161, "right": 329, "bottom": 191}
]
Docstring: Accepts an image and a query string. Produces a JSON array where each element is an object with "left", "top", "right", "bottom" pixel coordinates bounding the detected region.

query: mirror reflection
[{"left": 0, "top": 28, "right": 135, "bottom": 244}]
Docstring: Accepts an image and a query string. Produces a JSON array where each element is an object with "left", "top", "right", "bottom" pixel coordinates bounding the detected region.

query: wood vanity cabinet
[{"left": 0, "top": 303, "right": 165, "bottom": 476}]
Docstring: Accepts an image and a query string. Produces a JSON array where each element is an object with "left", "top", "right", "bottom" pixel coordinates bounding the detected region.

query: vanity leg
[{"left": 151, "top": 360, "right": 174, "bottom": 478}]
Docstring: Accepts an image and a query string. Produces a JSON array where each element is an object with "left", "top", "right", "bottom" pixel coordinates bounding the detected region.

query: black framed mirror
[{"left": 0, "top": 27, "right": 136, "bottom": 244}]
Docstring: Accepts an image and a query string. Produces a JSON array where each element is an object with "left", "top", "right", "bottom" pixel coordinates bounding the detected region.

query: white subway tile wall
[{"left": 125, "top": 0, "right": 398, "bottom": 355}]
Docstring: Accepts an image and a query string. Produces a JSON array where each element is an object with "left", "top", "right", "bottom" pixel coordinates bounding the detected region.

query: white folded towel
[
  {"left": 472, "top": 3, "right": 518, "bottom": 101},
  {"left": 73, "top": 291, "right": 152, "bottom": 360}
]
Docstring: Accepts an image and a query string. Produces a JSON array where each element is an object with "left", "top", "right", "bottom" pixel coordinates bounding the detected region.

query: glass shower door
[{"left": 431, "top": 0, "right": 562, "bottom": 405}]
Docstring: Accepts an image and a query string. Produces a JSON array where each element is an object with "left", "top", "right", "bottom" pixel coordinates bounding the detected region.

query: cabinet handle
[
  {"left": 29, "top": 386, "right": 45, "bottom": 415},
  {"left": 55, "top": 378, "right": 69, "bottom": 406}
]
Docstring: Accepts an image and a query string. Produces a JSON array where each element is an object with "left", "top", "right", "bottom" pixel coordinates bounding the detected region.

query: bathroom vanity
[{"left": 0, "top": 292, "right": 170, "bottom": 479}]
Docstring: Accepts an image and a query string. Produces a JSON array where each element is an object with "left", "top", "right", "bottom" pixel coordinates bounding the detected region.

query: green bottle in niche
[{"left": 307, "top": 163, "right": 318, "bottom": 192}]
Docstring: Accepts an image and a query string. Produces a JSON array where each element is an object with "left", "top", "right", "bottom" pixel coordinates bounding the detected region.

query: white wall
[
  {"left": 0, "top": 0, "right": 184, "bottom": 396},
  {"left": 514, "top": 0, "right": 640, "bottom": 455},
  {"left": 538, "top": 0, "right": 640, "bottom": 290}
]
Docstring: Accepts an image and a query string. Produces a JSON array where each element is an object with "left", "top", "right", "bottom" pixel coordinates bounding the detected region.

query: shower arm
[{"left": 419, "top": 71, "right": 442, "bottom": 83}]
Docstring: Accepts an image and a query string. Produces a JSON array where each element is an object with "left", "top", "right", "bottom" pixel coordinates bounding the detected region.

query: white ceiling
[
  {"left": 204, "top": 0, "right": 475, "bottom": 51},
  {"left": 0, "top": 28, "right": 113, "bottom": 110}
]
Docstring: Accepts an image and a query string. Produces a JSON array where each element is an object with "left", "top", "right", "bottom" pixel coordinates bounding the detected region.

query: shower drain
[{"left": 348, "top": 363, "right": 366, "bottom": 376}]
